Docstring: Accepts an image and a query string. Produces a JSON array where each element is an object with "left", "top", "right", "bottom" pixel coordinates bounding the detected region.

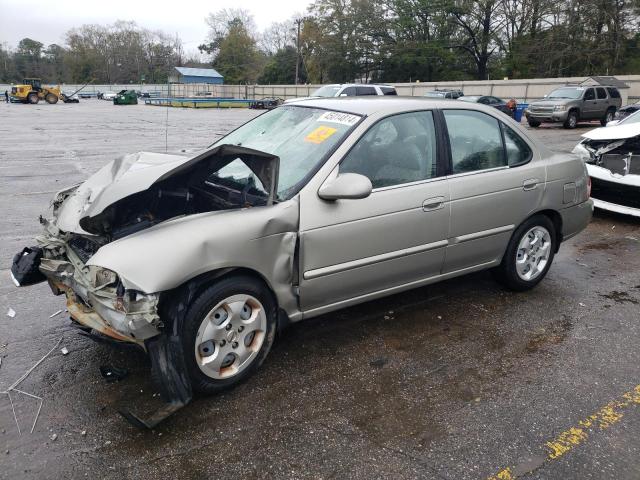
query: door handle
[
  {"left": 523, "top": 178, "right": 539, "bottom": 191},
  {"left": 423, "top": 196, "right": 445, "bottom": 211}
]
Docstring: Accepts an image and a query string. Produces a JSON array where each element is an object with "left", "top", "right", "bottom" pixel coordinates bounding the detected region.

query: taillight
[{"left": 587, "top": 176, "right": 592, "bottom": 199}]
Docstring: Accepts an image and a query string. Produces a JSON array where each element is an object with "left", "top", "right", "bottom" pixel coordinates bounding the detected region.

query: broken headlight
[
  {"left": 87, "top": 265, "right": 118, "bottom": 290},
  {"left": 572, "top": 143, "right": 595, "bottom": 164}
]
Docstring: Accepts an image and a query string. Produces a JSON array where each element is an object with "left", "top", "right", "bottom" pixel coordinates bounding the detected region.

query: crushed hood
[
  {"left": 582, "top": 123, "right": 640, "bottom": 141},
  {"left": 54, "top": 144, "right": 279, "bottom": 235}
]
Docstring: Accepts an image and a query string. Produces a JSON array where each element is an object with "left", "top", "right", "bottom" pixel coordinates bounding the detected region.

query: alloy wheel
[
  {"left": 194, "top": 294, "right": 267, "bottom": 380},
  {"left": 515, "top": 226, "right": 552, "bottom": 281}
]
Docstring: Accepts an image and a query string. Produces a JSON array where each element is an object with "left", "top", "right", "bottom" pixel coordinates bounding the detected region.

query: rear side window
[
  {"left": 443, "top": 110, "right": 506, "bottom": 173},
  {"left": 607, "top": 87, "right": 620, "bottom": 99},
  {"left": 584, "top": 88, "right": 595, "bottom": 100},
  {"left": 340, "top": 111, "right": 438, "bottom": 188},
  {"left": 381, "top": 87, "right": 397, "bottom": 96},
  {"left": 502, "top": 124, "right": 532, "bottom": 166},
  {"left": 356, "top": 86, "right": 377, "bottom": 96},
  {"left": 341, "top": 87, "right": 356, "bottom": 96},
  {"left": 596, "top": 87, "right": 607, "bottom": 99}
]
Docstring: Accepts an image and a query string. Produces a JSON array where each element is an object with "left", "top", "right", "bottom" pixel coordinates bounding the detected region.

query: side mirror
[
  {"left": 318, "top": 173, "right": 372, "bottom": 201},
  {"left": 606, "top": 120, "right": 620, "bottom": 127}
]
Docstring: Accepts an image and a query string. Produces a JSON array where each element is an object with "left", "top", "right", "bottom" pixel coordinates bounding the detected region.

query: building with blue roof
[{"left": 169, "top": 67, "right": 224, "bottom": 84}]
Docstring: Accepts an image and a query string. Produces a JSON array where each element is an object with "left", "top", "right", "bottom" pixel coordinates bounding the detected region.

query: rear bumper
[{"left": 560, "top": 199, "right": 593, "bottom": 241}]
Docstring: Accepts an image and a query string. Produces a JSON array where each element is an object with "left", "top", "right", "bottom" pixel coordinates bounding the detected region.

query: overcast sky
[{"left": 0, "top": 0, "right": 311, "bottom": 53}]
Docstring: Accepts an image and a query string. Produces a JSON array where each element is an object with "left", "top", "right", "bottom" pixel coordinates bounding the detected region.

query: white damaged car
[{"left": 573, "top": 111, "right": 640, "bottom": 217}]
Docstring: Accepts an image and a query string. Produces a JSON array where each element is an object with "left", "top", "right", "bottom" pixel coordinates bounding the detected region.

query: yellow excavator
[{"left": 10, "top": 78, "right": 90, "bottom": 104}]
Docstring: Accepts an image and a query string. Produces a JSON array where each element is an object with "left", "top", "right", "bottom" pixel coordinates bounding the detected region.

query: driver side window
[{"left": 340, "top": 111, "right": 437, "bottom": 188}]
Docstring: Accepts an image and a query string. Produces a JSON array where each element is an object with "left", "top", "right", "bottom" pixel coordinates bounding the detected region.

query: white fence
[{"left": 2, "top": 74, "right": 639, "bottom": 103}]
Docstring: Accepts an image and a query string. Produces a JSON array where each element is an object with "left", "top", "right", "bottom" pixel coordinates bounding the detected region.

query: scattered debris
[
  {"left": 625, "top": 236, "right": 638, "bottom": 242},
  {"left": 99, "top": 365, "right": 129, "bottom": 383},
  {"left": 611, "top": 225, "right": 616, "bottom": 230},
  {"left": 1, "top": 337, "right": 63, "bottom": 435},
  {"left": 577, "top": 262, "right": 588, "bottom": 267},
  {"left": 49, "top": 310, "right": 63, "bottom": 318},
  {"left": 6, "top": 308, "right": 16, "bottom": 318},
  {"left": 80, "top": 430, "right": 87, "bottom": 436},
  {"left": 50, "top": 433, "right": 57, "bottom": 441},
  {"left": 60, "top": 347, "right": 69, "bottom": 356},
  {"left": 579, "top": 302, "right": 586, "bottom": 307}
]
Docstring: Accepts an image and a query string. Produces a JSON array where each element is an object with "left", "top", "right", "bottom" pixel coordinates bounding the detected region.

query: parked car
[
  {"left": 79, "top": 93, "right": 93, "bottom": 99},
  {"left": 610, "top": 101, "right": 640, "bottom": 124},
  {"left": 424, "top": 89, "right": 463, "bottom": 99},
  {"left": 12, "top": 98, "right": 592, "bottom": 426},
  {"left": 61, "top": 92, "right": 79, "bottom": 103},
  {"left": 101, "top": 91, "right": 117, "bottom": 101},
  {"left": 113, "top": 90, "right": 138, "bottom": 105},
  {"left": 458, "top": 95, "right": 514, "bottom": 116},
  {"left": 249, "top": 97, "right": 283, "bottom": 110},
  {"left": 525, "top": 85, "right": 622, "bottom": 129},
  {"left": 285, "top": 84, "right": 397, "bottom": 103},
  {"left": 572, "top": 110, "right": 640, "bottom": 217}
]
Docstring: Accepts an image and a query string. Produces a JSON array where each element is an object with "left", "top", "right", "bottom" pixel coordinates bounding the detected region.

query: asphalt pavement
[{"left": 0, "top": 101, "right": 638, "bottom": 479}]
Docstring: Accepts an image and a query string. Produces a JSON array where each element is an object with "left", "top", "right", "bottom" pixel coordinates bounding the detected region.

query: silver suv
[{"left": 525, "top": 86, "right": 621, "bottom": 129}]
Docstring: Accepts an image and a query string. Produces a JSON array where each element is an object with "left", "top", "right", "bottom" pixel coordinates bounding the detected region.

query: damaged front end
[
  {"left": 573, "top": 124, "right": 640, "bottom": 217},
  {"left": 11, "top": 144, "right": 282, "bottom": 427}
]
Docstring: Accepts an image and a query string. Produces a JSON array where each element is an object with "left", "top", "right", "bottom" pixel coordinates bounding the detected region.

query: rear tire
[
  {"left": 180, "top": 275, "right": 277, "bottom": 395},
  {"left": 27, "top": 93, "right": 39, "bottom": 104},
  {"left": 527, "top": 119, "right": 540, "bottom": 128},
  {"left": 563, "top": 110, "right": 578, "bottom": 129},
  {"left": 45, "top": 93, "right": 58, "bottom": 104},
  {"left": 601, "top": 108, "right": 615, "bottom": 126},
  {"left": 493, "top": 215, "right": 557, "bottom": 291}
]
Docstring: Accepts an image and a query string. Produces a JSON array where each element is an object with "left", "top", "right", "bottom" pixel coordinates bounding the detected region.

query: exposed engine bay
[{"left": 580, "top": 136, "right": 640, "bottom": 176}]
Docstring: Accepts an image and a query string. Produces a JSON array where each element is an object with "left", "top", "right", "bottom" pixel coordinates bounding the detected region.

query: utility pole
[{"left": 294, "top": 18, "right": 303, "bottom": 85}]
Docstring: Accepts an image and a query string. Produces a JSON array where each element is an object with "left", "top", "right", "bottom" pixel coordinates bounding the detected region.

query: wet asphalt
[{"left": 0, "top": 102, "right": 639, "bottom": 479}]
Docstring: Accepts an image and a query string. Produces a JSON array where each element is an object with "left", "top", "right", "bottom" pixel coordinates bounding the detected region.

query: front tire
[
  {"left": 493, "top": 215, "right": 556, "bottom": 291},
  {"left": 180, "top": 275, "right": 277, "bottom": 395},
  {"left": 45, "top": 93, "right": 58, "bottom": 104},
  {"left": 27, "top": 93, "right": 39, "bottom": 104},
  {"left": 527, "top": 119, "right": 541, "bottom": 128}
]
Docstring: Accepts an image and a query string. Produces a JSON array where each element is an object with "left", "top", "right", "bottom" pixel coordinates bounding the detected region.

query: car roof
[{"left": 285, "top": 96, "right": 496, "bottom": 116}]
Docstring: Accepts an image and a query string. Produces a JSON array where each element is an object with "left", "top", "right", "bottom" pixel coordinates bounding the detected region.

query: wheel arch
[
  {"left": 158, "top": 267, "right": 289, "bottom": 336},
  {"left": 527, "top": 209, "right": 563, "bottom": 252}
]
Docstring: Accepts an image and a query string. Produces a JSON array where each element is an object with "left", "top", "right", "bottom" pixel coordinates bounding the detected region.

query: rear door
[
  {"left": 594, "top": 87, "right": 609, "bottom": 117},
  {"left": 299, "top": 111, "right": 450, "bottom": 313},
  {"left": 441, "top": 109, "right": 544, "bottom": 273}
]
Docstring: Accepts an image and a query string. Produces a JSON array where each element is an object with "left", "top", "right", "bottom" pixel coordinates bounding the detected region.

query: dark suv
[{"left": 525, "top": 86, "right": 622, "bottom": 129}]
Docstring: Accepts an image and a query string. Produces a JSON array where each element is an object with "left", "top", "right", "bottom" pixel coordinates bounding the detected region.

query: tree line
[{"left": 2, "top": 1, "right": 640, "bottom": 86}]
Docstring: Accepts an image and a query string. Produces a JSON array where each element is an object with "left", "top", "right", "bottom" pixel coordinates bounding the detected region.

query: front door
[
  {"left": 298, "top": 111, "right": 450, "bottom": 314},
  {"left": 582, "top": 88, "right": 598, "bottom": 119},
  {"left": 441, "top": 109, "right": 545, "bottom": 273}
]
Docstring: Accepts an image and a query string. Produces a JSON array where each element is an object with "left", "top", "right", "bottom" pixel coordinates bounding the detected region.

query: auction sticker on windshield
[
  {"left": 305, "top": 126, "right": 338, "bottom": 144},
  {"left": 317, "top": 111, "right": 361, "bottom": 126}
]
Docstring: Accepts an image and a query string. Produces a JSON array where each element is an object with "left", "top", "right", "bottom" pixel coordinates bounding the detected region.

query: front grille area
[
  {"left": 530, "top": 106, "right": 553, "bottom": 114},
  {"left": 68, "top": 235, "right": 104, "bottom": 263},
  {"left": 590, "top": 177, "right": 640, "bottom": 210},
  {"left": 600, "top": 154, "right": 640, "bottom": 176}
]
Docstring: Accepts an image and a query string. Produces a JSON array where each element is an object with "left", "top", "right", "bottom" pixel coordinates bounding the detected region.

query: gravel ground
[{"left": 0, "top": 101, "right": 639, "bottom": 480}]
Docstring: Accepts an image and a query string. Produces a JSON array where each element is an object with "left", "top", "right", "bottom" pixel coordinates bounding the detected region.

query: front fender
[{"left": 87, "top": 199, "right": 300, "bottom": 315}]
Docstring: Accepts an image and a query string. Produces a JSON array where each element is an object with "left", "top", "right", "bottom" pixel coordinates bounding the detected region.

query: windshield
[
  {"left": 211, "top": 106, "right": 361, "bottom": 199},
  {"left": 619, "top": 110, "right": 640, "bottom": 125},
  {"left": 311, "top": 85, "right": 342, "bottom": 97},
  {"left": 547, "top": 88, "right": 583, "bottom": 99}
]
